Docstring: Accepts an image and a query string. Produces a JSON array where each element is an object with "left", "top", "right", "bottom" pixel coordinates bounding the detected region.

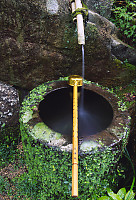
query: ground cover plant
[
  {"left": 0, "top": 133, "right": 135, "bottom": 199},
  {"left": 98, "top": 148, "right": 136, "bottom": 199},
  {"left": 111, "top": 0, "right": 136, "bottom": 47}
]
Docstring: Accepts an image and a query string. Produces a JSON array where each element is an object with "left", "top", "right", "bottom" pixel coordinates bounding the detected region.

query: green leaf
[
  {"left": 117, "top": 188, "right": 126, "bottom": 199},
  {"left": 132, "top": 13, "right": 136, "bottom": 17},
  {"left": 109, "top": 194, "right": 123, "bottom": 200},
  {"left": 125, "top": 190, "right": 135, "bottom": 200},
  {"left": 107, "top": 188, "right": 122, "bottom": 200},
  {"left": 1, "top": 123, "right": 5, "bottom": 128},
  {"left": 129, "top": 2, "right": 136, "bottom": 8},
  {"left": 107, "top": 188, "right": 114, "bottom": 195},
  {"left": 98, "top": 196, "right": 111, "bottom": 200}
]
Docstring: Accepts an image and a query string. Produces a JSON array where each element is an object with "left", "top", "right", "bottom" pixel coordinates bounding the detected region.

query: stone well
[
  {"left": 20, "top": 77, "right": 131, "bottom": 198},
  {"left": 20, "top": 78, "right": 130, "bottom": 153}
]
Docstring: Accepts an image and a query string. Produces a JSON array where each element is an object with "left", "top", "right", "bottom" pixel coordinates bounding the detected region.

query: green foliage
[
  {"left": 0, "top": 143, "right": 16, "bottom": 168},
  {"left": 123, "top": 59, "right": 136, "bottom": 71},
  {"left": 16, "top": 126, "right": 121, "bottom": 199},
  {"left": 113, "top": 79, "right": 136, "bottom": 109},
  {"left": 98, "top": 187, "right": 135, "bottom": 200},
  {"left": 0, "top": 126, "right": 20, "bottom": 168},
  {"left": 0, "top": 125, "right": 22, "bottom": 197},
  {"left": 111, "top": 0, "right": 136, "bottom": 46},
  {"left": 0, "top": 175, "right": 10, "bottom": 194},
  {"left": 98, "top": 148, "right": 136, "bottom": 200}
]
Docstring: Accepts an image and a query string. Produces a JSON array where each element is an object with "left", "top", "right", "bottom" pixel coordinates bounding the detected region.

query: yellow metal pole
[
  {"left": 72, "top": 83, "right": 78, "bottom": 197},
  {"left": 68, "top": 75, "right": 83, "bottom": 197}
]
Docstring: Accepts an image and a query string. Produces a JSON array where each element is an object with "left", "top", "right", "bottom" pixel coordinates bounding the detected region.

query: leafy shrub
[{"left": 111, "top": 0, "right": 136, "bottom": 46}]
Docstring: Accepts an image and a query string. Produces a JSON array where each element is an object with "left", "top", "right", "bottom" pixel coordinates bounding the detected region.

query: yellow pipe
[
  {"left": 72, "top": 83, "right": 78, "bottom": 197},
  {"left": 68, "top": 75, "right": 83, "bottom": 197}
]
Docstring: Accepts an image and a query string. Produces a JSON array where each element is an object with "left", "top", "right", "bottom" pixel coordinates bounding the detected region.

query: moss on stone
[
  {"left": 114, "top": 58, "right": 136, "bottom": 72},
  {"left": 22, "top": 110, "right": 33, "bottom": 124},
  {"left": 114, "top": 59, "right": 123, "bottom": 67},
  {"left": 30, "top": 122, "right": 62, "bottom": 144},
  {"left": 55, "top": 132, "right": 61, "bottom": 140},
  {"left": 85, "top": 23, "right": 98, "bottom": 42},
  {"left": 80, "top": 140, "right": 99, "bottom": 151},
  {"left": 32, "top": 122, "right": 51, "bottom": 141}
]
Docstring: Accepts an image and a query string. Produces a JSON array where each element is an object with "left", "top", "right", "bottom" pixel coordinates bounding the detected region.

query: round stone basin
[
  {"left": 39, "top": 87, "right": 113, "bottom": 143},
  {"left": 20, "top": 79, "right": 130, "bottom": 153}
]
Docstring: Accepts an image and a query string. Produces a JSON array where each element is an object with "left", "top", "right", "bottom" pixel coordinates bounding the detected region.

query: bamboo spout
[
  {"left": 70, "top": 0, "right": 85, "bottom": 45},
  {"left": 75, "top": 0, "right": 85, "bottom": 45},
  {"left": 68, "top": 75, "right": 83, "bottom": 197}
]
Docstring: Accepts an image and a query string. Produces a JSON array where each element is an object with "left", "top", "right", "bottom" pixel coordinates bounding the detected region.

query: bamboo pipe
[
  {"left": 70, "top": 0, "right": 85, "bottom": 44},
  {"left": 68, "top": 75, "right": 83, "bottom": 197},
  {"left": 71, "top": 0, "right": 76, "bottom": 14},
  {"left": 75, "top": 0, "right": 85, "bottom": 45}
]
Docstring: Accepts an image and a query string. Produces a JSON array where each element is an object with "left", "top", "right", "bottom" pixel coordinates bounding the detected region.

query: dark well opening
[{"left": 39, "top": 87, "right": 113, "bottom": 141}]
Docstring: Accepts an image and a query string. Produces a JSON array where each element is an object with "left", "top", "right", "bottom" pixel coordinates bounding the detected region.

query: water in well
[{"left": 39, "top": 87, "right": 113, "bottom": 142}]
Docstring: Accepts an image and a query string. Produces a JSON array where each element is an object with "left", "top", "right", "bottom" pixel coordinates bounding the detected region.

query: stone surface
[
  {"left": 0, "top": 82, "right": 20, "bottom": 128},
  {"left": 111, "top": 37, "right": 136, "bottom": 65},
  {"left": 0, "top": 0, "right": 136, "bottom": 90},
  {"left": 88, "top": 10, "right": 136, "bottom": 65},
  {"left": 84, "top": 0, "right": 114, "bottom": 19}
]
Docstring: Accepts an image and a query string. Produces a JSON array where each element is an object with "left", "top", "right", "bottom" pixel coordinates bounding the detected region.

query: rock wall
[{"left": 0, "top": 0, "right": 136, "bottom": 90}]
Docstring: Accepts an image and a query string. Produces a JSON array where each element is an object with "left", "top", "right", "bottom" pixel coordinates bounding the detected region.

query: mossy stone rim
[{"left": 20, "top": 77, "right": 130, "bottom": 153}]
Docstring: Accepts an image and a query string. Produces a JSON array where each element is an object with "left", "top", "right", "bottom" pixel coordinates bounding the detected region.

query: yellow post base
[{"left": 72, "top": 164, "right": 78, "bottom": 197}]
